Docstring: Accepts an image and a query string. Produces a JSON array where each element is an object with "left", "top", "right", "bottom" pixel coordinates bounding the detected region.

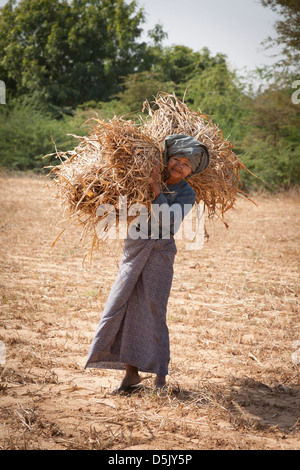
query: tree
[
  {"left": 247, "top": 84, "right": 299, "bottom": 146},
  {"left": 0, "top": 98, "right": 87, "bottom": 171},
  {"left": 115, "top": 71, "right": 175, "bottom": 112},
  {"left": 260, "top": 0, "right": 300, "bottom": 67},
  {"left": 147, "top": 23, "right": 168, "bottom": 49},
  {"left": 240, "top": 82, "right": 300, "bottom": 190},
  {"left": 115, "top": 47, "right": 231, "bottom": 115},
  {"left": 0, "top": 0, "right": 146, "bottom": 108},
  {"left": 187, "top": 62, "right": 250, "bottom": 143},
  {"left": 151, "top": 45, "right": 225, "bottom": 86}
]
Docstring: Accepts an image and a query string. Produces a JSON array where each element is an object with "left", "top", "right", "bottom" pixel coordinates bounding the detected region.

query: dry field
[{"left": 0, "top": 174, "right": 299, "bottom": 450}]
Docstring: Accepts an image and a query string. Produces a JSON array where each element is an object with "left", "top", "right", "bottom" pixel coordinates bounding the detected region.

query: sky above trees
[{"left": 138, "top": 0, "right": 284, "bottom": 71}]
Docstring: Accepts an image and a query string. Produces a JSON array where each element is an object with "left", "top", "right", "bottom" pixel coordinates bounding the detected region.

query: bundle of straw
[
  {"left": 142, "top": 92, "right": 246, "bottom": 220},
  {"left": 48, "top": 92, "right": 247, "bottom": 253},
  {"left": 48, "top": 118, "right": 161, "bottom": 249}
]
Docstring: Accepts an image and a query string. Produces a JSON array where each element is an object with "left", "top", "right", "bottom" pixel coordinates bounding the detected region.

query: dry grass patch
[{"left": 0, "top": 176, "right": 299, "bottom": 450}]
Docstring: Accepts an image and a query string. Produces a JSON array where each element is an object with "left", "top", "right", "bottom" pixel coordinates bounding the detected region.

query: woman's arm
[
  {"left": 151, "top": 161, "right": 161, "bottom": 199},
  {"left": 151, "top": 188, "right": 196, "bottom": 239}
]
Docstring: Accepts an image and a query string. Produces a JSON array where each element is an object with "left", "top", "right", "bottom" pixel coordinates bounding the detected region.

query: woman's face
[{"left": 167, "top": 156, "right": 192, "bottom": 182}]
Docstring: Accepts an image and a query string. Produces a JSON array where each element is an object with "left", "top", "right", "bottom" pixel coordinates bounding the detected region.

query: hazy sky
[
  {"left": 139, "top": 0, "right": 282, "bottom": 72},
  {"left": 0, "top": 0, "right": 282, "bottom": 72}
]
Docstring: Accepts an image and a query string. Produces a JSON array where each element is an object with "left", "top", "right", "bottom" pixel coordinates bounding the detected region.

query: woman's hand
[
  {"left": 151, "top": 160, "right": 161, "bottom": 199},
  {"left": 151, "top": 160, "right": 161, "bottom": 183}
]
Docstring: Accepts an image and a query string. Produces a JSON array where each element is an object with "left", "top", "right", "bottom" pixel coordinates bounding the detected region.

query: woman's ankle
[
  {"left": 125, "top": 364, "right": 139, "bottom": 378},
  {"left": 155, "top": 375, "right": 166, "bottom": 388}
]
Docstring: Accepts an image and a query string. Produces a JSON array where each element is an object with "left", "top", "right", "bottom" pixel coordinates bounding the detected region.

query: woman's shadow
[{"left": 113, "top": 376, "right": 300, "bottom": 434}]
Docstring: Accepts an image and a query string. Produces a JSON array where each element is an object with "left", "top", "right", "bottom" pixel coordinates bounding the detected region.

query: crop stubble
[{"left": 0, "top": 175, "right": 299, "bottom": 450}]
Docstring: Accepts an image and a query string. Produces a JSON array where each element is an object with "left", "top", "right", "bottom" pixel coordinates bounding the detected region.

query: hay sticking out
[
  {"left": 47, "top": 92, "right": 247, "bottom": 254},
  {"left": 142, "top": 92, "right": 246, "bottom": 218},
  {"left": 48, "top": 118, "right": 162, "bottom": 249}
]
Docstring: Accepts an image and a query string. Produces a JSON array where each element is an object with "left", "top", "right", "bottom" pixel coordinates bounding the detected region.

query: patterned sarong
[{"left": 84, "top": 237, "right": 177, "bottom": 377}]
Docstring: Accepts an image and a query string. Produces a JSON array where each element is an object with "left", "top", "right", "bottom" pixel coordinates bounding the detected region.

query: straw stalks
[
  {"left": 47, "top": 92, "right": 247, "bottom": 253},
  {"left": 48, "top": 118, "right": 161, "bottom": 252},
  {"left": 142, "top": 92, "right": 246, "bottom": 218}
]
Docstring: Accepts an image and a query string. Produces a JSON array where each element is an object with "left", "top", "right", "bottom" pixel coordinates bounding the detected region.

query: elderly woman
[{"left": 84, "top": 135, "right": 209, "bottom": 390}]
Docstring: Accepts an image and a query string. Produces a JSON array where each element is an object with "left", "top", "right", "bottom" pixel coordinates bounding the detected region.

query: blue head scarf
[{"left": 163, "top": 134, "right": 210, "bottom": 176}]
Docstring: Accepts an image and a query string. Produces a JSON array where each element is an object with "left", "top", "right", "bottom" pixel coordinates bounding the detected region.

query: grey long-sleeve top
[{"left": 128, "top": 179, "right": 197, "bottom": 240}]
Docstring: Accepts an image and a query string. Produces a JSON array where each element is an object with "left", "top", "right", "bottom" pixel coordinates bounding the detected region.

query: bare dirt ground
[{"left": 0, "top": 174, "right": 299, "bottom": 450}]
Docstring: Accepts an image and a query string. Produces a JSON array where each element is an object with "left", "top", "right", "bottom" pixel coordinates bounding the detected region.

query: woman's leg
[
  {"left": 155, "top": 375, "right": 166, "bottom": 388},
  {"left": 119, "top": 364, "right": 141, "bottom": 389},
  {"left": 119, "top": 239, "right": 177, "bottom": 379},
  {"left": 119, "top": 366, "right": 166, "bottom": 390}
]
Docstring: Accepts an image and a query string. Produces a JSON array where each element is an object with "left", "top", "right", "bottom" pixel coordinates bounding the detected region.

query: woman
[{"left": 84, "top": 134, "right": 209, "bottom": 390}]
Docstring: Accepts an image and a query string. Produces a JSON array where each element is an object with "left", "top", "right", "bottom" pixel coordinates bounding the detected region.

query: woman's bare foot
[
  {"left": 155, "top": 375, "right": 166, "bottom": 389},
  {"left": 118, "top": 364, "right": 141, "bottom": 390}
]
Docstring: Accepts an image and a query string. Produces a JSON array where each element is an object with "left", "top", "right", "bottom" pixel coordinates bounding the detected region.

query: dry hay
[
  {"left": 142, "top": 92, "right": 247, "bottom": 219},
  {"left": 47, "top": 92, "right": 248, "bottom": 252},
  {"left": 47, "top": 119, "right": 161, "bottom": 251}
]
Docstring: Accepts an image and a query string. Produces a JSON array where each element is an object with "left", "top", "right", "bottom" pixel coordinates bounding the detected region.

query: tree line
[{"left": 0, "top": 0, "right": 299, "bottom": 190}]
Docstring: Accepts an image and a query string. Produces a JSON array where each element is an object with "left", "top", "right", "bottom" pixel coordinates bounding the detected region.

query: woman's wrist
[{"left": 151, "top": 182, "right": 161, "bottom": 199}]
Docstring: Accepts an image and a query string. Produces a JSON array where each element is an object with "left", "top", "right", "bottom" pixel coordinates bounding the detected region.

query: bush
[
  {"left": 0, "top": 101, "right": 87, "bottom": 172},
  {"left": 240, "top": 138, "right": 300, "bottom": 191}
]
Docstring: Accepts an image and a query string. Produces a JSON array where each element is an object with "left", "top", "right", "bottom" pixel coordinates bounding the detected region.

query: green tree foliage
[
  {"left": 260, "top": 0, "right": 300, "bottom": 66},
  {"left": 187, "top": 63, "right": 251, "bottom": 142},
  {"left": 151, "top": 46, "right": 226, "bottom": 86},
  {"left": 240, "top": 82, "right": 300, "bottom": 189},
  {"left": 115, "top": 71, "right": 175, "bottom": 113},
  {"left": 116, "top": 47, "right": 230, "bottom": 114},
  {"left": 0, "top": 99, "right": 87, "bottom": 171},
  {"left": 0, "top": 0, "right": 146, "bottom": 107},
  {"left": 247, "top": 84, "right": 299, "bottom": 146},
  {"left": 0, "top": 0, "right": 299, "bottom": 190}
]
